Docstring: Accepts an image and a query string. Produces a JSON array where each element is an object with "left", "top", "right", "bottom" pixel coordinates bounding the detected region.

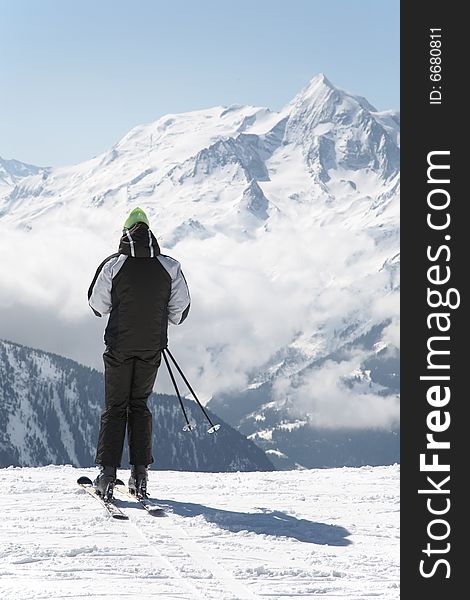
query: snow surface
[{"left": 0, "top": 465, "right": 399, "bottom": 599}]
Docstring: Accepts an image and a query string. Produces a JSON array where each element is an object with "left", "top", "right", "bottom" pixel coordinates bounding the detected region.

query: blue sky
[{"left": 0, "top": 0, "right": 399, "bottom": 167}]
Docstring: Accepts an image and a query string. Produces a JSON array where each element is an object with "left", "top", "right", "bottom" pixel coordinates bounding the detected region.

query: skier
[{"left": 88, "top": 207, "right": 190, "bottom": 500}]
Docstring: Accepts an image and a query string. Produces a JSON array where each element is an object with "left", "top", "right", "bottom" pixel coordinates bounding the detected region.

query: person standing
[{"left": 88, "top": 207, "right": 190, "bottom": 499}]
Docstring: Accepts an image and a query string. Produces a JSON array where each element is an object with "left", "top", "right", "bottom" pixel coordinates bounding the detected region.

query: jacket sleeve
[
  {"left": 168, "top": 263, "right": 191, "bottom": 325},
  {"left": 87, "top": 256, "right": 116, "bottom": 317}
]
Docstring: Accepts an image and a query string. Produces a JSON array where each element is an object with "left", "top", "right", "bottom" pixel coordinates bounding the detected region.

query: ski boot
[
  {"left": 93, "top": 465, "right": 117, "bottom": 501},
  {"left": 128, "top": 465, "right": 148, "bottom": 499}
]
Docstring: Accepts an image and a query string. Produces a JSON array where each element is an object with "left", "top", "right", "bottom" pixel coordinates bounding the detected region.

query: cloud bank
[{"left": 0, "top": 213, "right": 399, "bottom": 428}]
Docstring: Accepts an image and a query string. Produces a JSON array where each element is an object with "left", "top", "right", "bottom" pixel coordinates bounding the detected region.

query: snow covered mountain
[
  {"left": 0, "top": 339, "right": 274, "bottom": 471},
  {"left": 0, "top": 74, "right": 400, "bottom": 468},
  {"left": 0, "top": 156, "right": 47, "bottom": 200},
  {"left": 210, "top": 325, "right": 400, "bottom": 469}
]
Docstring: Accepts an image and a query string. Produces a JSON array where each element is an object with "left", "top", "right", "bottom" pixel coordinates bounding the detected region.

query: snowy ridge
[
  {"left": 0, "top": 464, "right": 399, "bottom": 599},
  {"left": 0, "top": 156, "right": 47, "bottom": 200},
  {"left": 0, "top": 339, "right": 274, "bottom": 471},
  {"left": 0, "top": 74, "right": 399, "bottom": 238}
]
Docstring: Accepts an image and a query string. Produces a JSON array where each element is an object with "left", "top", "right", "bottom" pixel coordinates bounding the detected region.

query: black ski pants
[{"left": 95, "top": 347, "right": 161, "bottom": 467}]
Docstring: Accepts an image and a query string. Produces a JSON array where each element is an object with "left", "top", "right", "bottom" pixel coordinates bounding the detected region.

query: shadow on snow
[{"left": 118, "top": 497, "right": 352, "bottom": 546}]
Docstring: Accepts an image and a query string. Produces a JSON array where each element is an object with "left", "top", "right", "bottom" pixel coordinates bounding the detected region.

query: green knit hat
[{"left": 124, "top": 207, "right": 150, "bottom": 230}]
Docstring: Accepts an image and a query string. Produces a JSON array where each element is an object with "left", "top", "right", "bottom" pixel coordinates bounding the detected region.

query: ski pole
[
  {"left": 162, "top": 349, "right": 194, "bottom": 431},
  {"left": 163, "top": 347, "right": 220, "bottom": 433}
]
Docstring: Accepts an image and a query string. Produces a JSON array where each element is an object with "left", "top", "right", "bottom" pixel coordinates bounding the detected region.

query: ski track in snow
[{"left": 0, "top": 465, "right": 399, "bottom": 599}]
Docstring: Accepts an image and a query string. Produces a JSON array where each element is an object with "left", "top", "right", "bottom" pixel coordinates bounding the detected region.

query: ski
[
  {"left": 114, "top": 480, "right": 166, "bottom": 516},
  {"left": 77, "top": 476, "right": 129, "bottom": 520}
]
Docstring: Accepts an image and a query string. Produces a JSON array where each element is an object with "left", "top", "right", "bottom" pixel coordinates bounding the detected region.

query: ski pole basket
[{"left": 162, "top": 347, "right": 221, "bottom": 434}]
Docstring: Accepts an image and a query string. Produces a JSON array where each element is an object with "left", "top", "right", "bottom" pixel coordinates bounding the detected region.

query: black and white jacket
[{"left": 88, "top": 223, "right": 190, "bottom": 352}]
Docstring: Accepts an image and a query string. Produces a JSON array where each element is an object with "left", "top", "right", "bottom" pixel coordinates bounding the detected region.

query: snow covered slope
[
  {"left": 210, "top": 325, "right": 400, "bottom": 468},
  {"left": 0, "top": 156, "right": 47, "bottom": 200},
  {"left": 0, "top": 74, "right": 400, "bottom": 467},
  {"left": 0, "top": 464, "right": 399, "bottom": 599},
  {"left": 0, "top": 339, "right": 274, "bottom": 471}
]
